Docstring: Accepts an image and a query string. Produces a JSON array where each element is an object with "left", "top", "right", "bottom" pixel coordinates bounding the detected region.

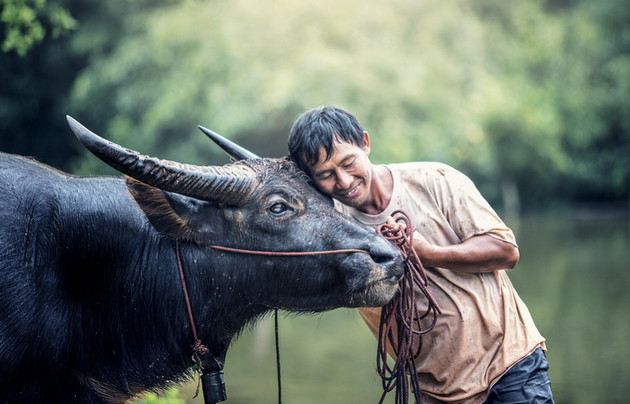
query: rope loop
[
  {"left": 175, "top": 214, "right": 441, "bottom": 404},
  {"left": 375, "top": 210, "right": 441, "bottom": 404}
]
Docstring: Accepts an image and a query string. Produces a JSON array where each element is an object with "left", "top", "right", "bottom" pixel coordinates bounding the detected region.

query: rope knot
[{"left": 194, "top": 340, "right": 210, "bottom": 357}]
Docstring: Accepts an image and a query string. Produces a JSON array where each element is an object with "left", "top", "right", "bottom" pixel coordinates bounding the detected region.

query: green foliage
[
  {"left": 0, "top": 0, "right": 184, "bottom": 171},
  {"left": 1, "top": 0, "right": 627, "bottom": 210},
  {"left": 68, "top": 0, "right": 498, "bottom": 170},
  {"left": 1, "top": 0, "right": 76, "bottom": 56},
  {"left": 134, "top": 388, "right": 185, "bottom": 404},
  {"left": 553, "top": 1, "right": 630, "bottom": 201}
]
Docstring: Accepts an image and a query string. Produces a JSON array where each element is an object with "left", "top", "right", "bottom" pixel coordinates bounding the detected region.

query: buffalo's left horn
[
  {"left": 198, "top": 125, "right": 260, "bottom": 160},
  {"left": 66, "top": 116, "right": 257, "bottom": 205}
]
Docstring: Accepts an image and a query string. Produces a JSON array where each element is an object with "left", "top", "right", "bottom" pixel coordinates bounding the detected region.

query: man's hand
[{"left": 384, "top": 216, "right": 433, "bottom": 258}]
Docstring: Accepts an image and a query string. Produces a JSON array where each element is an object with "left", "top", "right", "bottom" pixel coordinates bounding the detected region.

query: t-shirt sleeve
[{"left": 437, "top": 166, "right": 517, "bottom": 247}]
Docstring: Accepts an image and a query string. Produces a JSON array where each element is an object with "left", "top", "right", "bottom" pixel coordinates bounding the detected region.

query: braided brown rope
[
  {"left": 176, "top": 214, "right": 440, "bottom": 404},
  {"left": 375, "top": 210, "right": 441, "bottom": 404},
  {"left": 175, "top": 237, "right": 373, "bottom": 403}
]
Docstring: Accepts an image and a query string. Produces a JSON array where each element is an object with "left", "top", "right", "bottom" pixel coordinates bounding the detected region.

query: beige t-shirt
[{"left": 334, "top": 162, "right": 545, "bottom": 403}]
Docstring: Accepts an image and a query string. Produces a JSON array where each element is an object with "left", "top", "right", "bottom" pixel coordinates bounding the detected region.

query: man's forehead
[{"left": 308, "top": 140, "right": 361, "bottom": 170}]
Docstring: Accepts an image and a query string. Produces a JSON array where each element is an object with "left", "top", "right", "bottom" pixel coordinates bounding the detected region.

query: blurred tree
[
  {"left": 466, "top": 0, "right": 570, "bottom": 212},
  {"left": 0, "top": 0, "right": 181, "bottom": 170},
  {"left": 0, "top": 0, "right": 83, "bottom": 169},
  {"left": 1, "top": 0, "right": 627, "bottom": 211},
  {"left": 479, "top": 0, "right": 628, "bottom": 210},
  {"left": 0, "top": 0, "right": 77, "bottom": 56},
  {"left": 553, "top": 0, "right": 630, "bottom": 204},
  {"left": 68, "top": 1, "right": 488, "bottom": 171}
]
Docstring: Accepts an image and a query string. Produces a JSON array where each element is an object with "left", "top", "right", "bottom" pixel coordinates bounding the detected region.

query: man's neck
[{"left": 358, "top": 164, "right": 393, "bottom": 215}]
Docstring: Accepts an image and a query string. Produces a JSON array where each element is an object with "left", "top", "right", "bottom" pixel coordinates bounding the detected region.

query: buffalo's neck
[
  {"left": 54, "top": 178, "right": 264, "bottom": 391},
  {"left": 52, "top": 182, "right": 187, "bottom": 381},
  {"left": 178, "top": 241, "right": 272, "bottom": 338}
]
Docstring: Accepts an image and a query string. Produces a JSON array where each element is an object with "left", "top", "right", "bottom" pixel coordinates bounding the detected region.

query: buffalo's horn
[
  {"left": 66, "top": 116, "right": 257, "bottom": 205},
  {"left": 198, "top": 125, "right": 260, "bottom": 160}
]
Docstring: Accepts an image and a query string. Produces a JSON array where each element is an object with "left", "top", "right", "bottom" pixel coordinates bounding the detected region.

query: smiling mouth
[{"left": 339, "top": 183, "right": 361, "bottom": 199}]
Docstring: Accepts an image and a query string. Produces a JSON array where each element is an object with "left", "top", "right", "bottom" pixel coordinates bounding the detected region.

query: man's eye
[
  {"left": 269, "top": 202, "right": 289, "bottom": 216},
  {"left": 316, "top": 171, "right": 332, "bottom": 180}
]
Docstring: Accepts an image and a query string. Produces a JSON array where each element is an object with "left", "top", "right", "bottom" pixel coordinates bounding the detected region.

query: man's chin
[{"left": 336, "top": 194, "right": 367, "bottom": 209}]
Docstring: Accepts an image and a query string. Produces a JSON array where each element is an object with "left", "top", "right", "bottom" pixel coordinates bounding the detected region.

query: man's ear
[
  {"left": 362, "top": 131, "right": 371, "bottom": 155},
  {"left": 125, "top": 177, "right": 201, "bottom": 242}
]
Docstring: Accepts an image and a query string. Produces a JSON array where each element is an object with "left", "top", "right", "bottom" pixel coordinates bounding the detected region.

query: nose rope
[
  {"left": 177, "top": 211, "right": 438, "bottom": 404},
  {"left": 205, "top": 244, "right": 368, "bottom": 256},
  {"left": 375, "top": 210, "right": 441, "bottom": 404},
  {"left": 176, "top": 239, "right": 375, "bottom": 404}
]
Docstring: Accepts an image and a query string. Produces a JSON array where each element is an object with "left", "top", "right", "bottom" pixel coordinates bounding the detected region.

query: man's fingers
[{"left": 386, "top": 216, "right": 407, "bottom": 231}]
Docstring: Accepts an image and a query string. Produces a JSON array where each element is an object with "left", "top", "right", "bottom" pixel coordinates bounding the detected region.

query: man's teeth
[{"left": 344, "top": 185, "right": 359, "bottom": 197}]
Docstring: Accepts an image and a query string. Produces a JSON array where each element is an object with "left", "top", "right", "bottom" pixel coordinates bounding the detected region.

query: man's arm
[{"left": 412, "top": 232, "right": 519, "bottom": 273}]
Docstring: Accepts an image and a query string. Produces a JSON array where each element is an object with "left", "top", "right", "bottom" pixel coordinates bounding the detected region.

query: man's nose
[{"left": 336, "top": 170, "right": 353, "bottom": 188}]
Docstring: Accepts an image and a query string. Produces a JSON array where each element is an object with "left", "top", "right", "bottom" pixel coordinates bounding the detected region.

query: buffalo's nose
[{"left": 369, "top": 242, "right": 405, "bottom": 281}]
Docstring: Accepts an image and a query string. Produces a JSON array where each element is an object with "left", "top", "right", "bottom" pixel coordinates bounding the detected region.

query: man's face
[{"left": 306, "top": 132, "right": 373, "bottom": 209}]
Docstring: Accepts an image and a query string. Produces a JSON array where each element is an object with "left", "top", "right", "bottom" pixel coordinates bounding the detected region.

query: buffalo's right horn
[
  {"left": 198, "top": 125, "right": 260, "bottom": 160},
  {"left": 66, "top": 116, "right": 257, "bottom": 206}
]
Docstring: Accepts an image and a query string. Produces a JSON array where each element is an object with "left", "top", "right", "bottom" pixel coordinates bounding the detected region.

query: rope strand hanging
[
  {"left": 375, "top": 210, "right": 442, "bottom": 404},
  {"left": 175, "top": 211, "right": 438, "bottom": 404},
  {"left": 175, "top": 237, "right": 375, "bottom": 403}
]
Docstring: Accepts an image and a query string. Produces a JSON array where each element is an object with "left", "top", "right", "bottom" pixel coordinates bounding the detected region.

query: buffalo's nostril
[
  {"left": 369, "top": 242, "right": 401, "bottom": 264},
  {"left": 371, "top": 250, "right": 394, "bottom": 264},
  {"left": 369, "top": 244, "right": 405, "bottom": 278}
]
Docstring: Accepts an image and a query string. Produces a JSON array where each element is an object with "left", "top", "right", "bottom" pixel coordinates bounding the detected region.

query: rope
[
  {"left": 176, "top": 240, "right": 210, "bottom": 358},
  {"left": 274, "top": 308, "right": 282, "bottom": 404},
  {"left": 375, "top": 210, "right": 441, "bottom": 404},
  {"left": 176, "top": 218, "right": 439, "bottom": 404},
  {"left": 175, "top": 239, "right": 371, "bottom": 404},
  {"left": 206, "top": 244, "right": 366, "bottom": 256}
]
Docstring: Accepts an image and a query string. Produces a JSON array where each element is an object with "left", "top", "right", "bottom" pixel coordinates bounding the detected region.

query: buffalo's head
[{"left": 66, "top": 116, "right": 403, "bottom": 311}]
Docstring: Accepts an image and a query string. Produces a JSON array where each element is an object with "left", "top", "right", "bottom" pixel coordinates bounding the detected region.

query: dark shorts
[{"left": 484, "top": 347, "right": 555, "bottom": 404}]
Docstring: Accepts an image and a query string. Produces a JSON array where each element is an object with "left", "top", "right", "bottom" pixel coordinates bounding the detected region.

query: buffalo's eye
[{"left": 269, "top": 202, "right": 290, "bottom": 216}]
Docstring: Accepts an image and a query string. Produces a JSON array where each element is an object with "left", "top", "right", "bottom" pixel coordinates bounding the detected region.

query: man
[{"left": 288, "top": 106, "right": 554, "bottom": 403}]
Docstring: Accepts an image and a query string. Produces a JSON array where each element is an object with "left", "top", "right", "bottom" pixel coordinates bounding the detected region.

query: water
[
  {"left": 510, "top": 216, "right": 630, "bottom": 404},
  {"left": 167, "top": 216, "right": 630, "bottom": 403}
]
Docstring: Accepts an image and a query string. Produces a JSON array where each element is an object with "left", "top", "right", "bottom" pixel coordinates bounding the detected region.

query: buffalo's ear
[{"left": 126, "top": 177, "right": 202, "bottom": 242}]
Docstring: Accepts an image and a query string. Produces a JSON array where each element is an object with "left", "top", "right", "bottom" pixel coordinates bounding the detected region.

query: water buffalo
[{"left": 0, "top": 117, "right": 403, "bottom": 403}]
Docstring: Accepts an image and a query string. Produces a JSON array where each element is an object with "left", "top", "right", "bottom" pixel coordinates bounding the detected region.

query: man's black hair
[{"left": 288, "top": 106, "right": 365, "bottom": 173}]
